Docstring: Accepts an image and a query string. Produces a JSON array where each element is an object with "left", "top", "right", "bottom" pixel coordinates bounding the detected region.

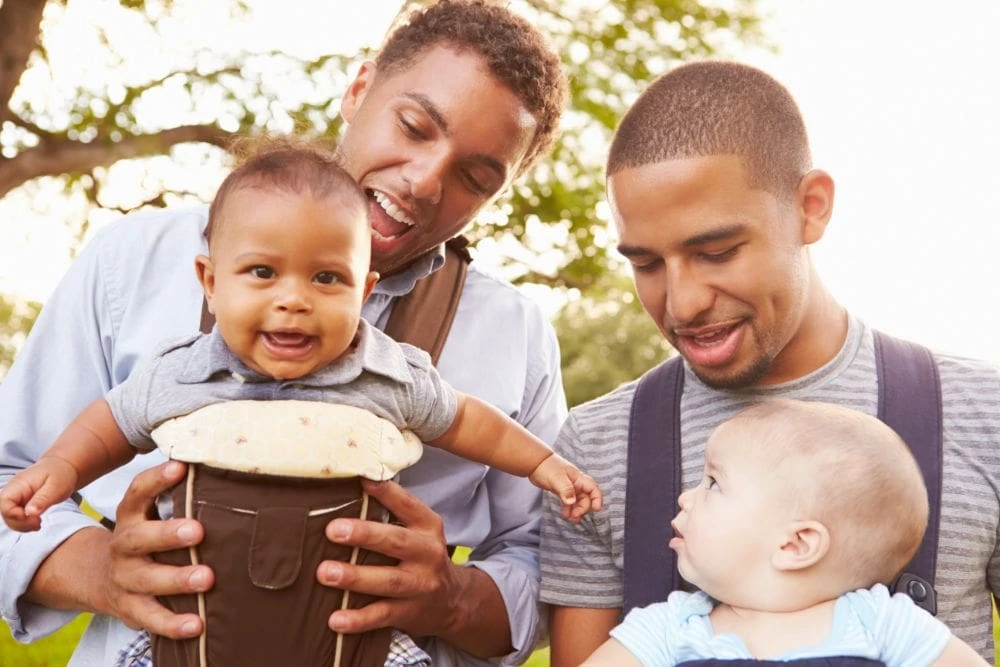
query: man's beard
[{"left": 688, "top": 351, "right": 774, "bottom": 391}]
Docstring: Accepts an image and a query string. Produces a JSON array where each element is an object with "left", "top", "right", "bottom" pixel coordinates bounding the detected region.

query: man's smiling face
[{"left": 336, "top": 45, "right": 538, "bottom": 277}]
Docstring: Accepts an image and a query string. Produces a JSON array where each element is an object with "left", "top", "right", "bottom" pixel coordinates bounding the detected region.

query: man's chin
[{"left": 687, "top": 355, "right": 773, "bottom": 390}]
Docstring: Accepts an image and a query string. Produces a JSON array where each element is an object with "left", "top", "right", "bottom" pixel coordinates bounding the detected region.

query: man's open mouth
[{"left": 369, "top": 190, "right": 415, "bottom": 242}]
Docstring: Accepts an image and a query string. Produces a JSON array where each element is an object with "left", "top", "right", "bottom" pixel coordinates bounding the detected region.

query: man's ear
[
  {"left": 194, "top": 254, "right": 216, "bottom": 314},
  {"left": 341, "top": 61, "right": 377, "bottom": 124},
  {"left": 796, "top": 169, "right": 835, "bottom": 245},
  {"left": 772, "top": 519, "right": 830, "bottom": 571},
  {"left": 362, "top": 271, "right": 380, "bottom": 303}
]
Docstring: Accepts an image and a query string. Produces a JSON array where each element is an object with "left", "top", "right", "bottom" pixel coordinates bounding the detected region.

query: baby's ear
[{"left": 772, "top": 520, "right": 830, "bottom": 571}]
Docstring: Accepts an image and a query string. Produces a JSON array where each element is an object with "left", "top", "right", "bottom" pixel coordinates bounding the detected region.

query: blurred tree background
[
  {"left": 0, "top": 0, "right": 768, "bottom": 402},
  {"left": 0, "top": 0, "right": 766, "bottom": 662}
]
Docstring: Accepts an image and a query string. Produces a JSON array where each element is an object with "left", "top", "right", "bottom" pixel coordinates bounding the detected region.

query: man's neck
[{"left": 763, "top": 274, "right": 848, "bottom": 385}]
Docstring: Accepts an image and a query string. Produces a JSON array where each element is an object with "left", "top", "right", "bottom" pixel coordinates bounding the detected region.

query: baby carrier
[
  {"left": 80, "top": 239, "right": 472, "bottom": 667},
  {"left": 623, "top": 332, "right": 942, "bottom": 666}
]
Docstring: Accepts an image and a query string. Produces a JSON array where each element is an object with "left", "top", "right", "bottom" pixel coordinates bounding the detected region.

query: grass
[{"left": 0, "top": 614, "right": 91, "bottom": 667}]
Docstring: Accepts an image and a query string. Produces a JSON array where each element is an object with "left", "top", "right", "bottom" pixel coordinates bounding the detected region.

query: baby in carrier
[
  {"left": 0, "top": 138, "right": 601, "bottom": 667},
  {"left": 583, "top": 399, "right": 985, "bottom": 666}
]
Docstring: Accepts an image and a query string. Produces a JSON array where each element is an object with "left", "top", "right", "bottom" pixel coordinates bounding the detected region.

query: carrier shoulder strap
[
  {"left": 382, "top": 236, "right": 471, "bottom": 366},
  {"left": 622, "top": 330, "right": 942, "bottom": 617},
  {"left": 622, "top": 356, "right": 685, "bottom": 616},
  {"left": 873, "top": 330, "right": 942, "bottom": 614}
]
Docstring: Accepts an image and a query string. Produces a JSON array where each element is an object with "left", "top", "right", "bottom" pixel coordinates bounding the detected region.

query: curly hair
[
  {"left": 206, "top": 136, "right": 367, "bottom": 246},
  {"left": 376, "top": 0, "right": 567, "bottom": 174},
  {"left": 608, "top": 61, "right": 811, "bottom": 200}
]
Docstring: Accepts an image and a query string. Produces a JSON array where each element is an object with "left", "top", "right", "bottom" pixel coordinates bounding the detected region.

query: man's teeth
[
  {"left": 372, "top": 191, "right": 416, "bottom": 226},
  {"left": 691, "top": 328, "right": 732, "bottom": 346}
]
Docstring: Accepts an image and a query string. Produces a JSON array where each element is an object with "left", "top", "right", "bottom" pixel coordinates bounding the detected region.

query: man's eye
[
  {"left": 700, "top": 246, "right": 740, "bottom": 263},
  {"left": 400, "top": 116, "right": 426, "bottom": 140},
  {"left": 461, "top": 169, "right": 490, "bottom": 195},
  {"left": 631, "top": 258, "right": 662, "bottom": 274},
  {"left": 250, "top": 266, "right": 274, "bottom": 279},
  {"left": 314, "top": 272, "right": 340, "bottom": 285}
]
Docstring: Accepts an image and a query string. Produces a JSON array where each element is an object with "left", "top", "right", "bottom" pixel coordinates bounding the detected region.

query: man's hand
[
  {"left": 317, "top": 479, "right": 513, "bottom": 658},
  {"left": 97, "top": 461, "right": 213, "bottom": 638}
]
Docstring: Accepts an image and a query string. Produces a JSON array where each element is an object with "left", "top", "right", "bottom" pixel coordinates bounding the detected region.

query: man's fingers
[
  {"left": 116, "top": 460, "right": 187, "bottom": 523},
  {"left": 359, "top": 479, "right": 442, "bottom": 533},
  {"left": 328, "top": 598, "right": 398, "bottom": 634},
  {"left": 112, "top": 558, "right": 213, "bottom": 598},
  {"left": 126, "top": 596, "right": 204, "bottom": 639},
  {"left": 112, "top": 516, "right": 203, "bottom": 557},
  {"left": 318, "top": 560, "right": 421, "bottom": 600},
  {"left": 325, "top": 517, "right": 447, "bottom": 563}
]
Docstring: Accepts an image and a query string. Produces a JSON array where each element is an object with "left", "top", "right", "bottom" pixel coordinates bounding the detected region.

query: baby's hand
[
  {"left": 528, "top": 453, "right": 603, "bottom": 523},
  {"left": 0, "top": 457, "right": 80, "bottom": 532}
]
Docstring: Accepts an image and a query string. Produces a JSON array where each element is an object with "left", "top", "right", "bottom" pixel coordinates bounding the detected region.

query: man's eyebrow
[
  {"left": 404, "top": 92, "right": 506, "bottom": 183},
  {"left": 617, "top": 224, "right": 749, "bottom": 258},
  {"left": 616, "top": 244, "right": 651, "bottom": 259},
  {"left": 682, "top": 224, "right": 747, "bottom": 249},
  {"left": 405, "top": 92, "right": 448, "bottom": 133}
]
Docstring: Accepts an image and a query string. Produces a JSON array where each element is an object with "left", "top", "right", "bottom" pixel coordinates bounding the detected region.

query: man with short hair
[
  {"left": 0, "top": 2, "right": 569, "bottom": 665},
  {"left": 539, "top": 60, "right": 1000, "bottom": 665}
]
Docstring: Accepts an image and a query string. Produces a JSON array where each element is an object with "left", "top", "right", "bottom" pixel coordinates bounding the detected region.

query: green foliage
[
  {"left": 0, "top": 294, "right": 41, "bottom": 379},
  {"left": 554, "top": 276, "right": 672, "bottom": 407},
  {"left": 0, "top": 614, "right": 91, "bottom": 667},
  {"left": 2, "top": 0, "right": 766, "bottom": 286}
]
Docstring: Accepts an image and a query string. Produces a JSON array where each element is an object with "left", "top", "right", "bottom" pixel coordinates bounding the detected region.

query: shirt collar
[
  {"left": 177, "top": 320, "right": 413, "bottom": 387},
  {"left": 371, "top": 244, "right": 446, "bottom": 297}
]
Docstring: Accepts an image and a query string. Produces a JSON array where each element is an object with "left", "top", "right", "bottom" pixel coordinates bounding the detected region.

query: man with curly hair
[{"left": 0, "top": 2, "right": 569, "bottom": 666}]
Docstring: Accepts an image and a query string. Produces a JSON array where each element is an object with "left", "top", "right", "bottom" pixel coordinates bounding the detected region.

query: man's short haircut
[
  {"left": 726, "top": 399, "right": 928, "bottom": 588},
  {"left": 607, "top": 60, "right": 812, "bottom": 198},
  {"left": 375, "top": 0, "right": 567, "bottom": 174},
  {"left": 206, "top": 136, "right": 369, "bottom": 246}
]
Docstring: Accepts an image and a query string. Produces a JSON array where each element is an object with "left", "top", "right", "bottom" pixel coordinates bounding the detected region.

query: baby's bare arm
[
  {"left": 429, "top": 392, "right": 551, "bottom": 476},
  {"left": 48, "top": 398, "right": 135, "bottom": 488},
  {"left": 0, "top": 399, "right": 134, "bottom": 530},
  {"left": 932, "top": 636, "right": 990, "bottom": 666},
  {"left": 429, "top": 393, "right": 602, "bottom": 519},
  {"left": 579, "top": 638, "right": 644, "bottom": 667}
]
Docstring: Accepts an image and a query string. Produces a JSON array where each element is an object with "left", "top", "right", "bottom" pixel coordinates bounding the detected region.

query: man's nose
[
  {"left": 665, "top": 261, "right": 714, "bottom": 326},
  {"left": 404, "top": 150, "right": 446, "bottom": 205}
]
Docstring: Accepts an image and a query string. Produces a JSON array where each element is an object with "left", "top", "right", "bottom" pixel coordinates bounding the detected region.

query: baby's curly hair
[
  {"left": 205, "top": 135, "right": 367, "bottom": 246},
  {"left": 376, "top": 0, "right": 567, "bottom": 174}
]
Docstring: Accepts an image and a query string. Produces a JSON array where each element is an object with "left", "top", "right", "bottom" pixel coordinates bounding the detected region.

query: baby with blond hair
[{"left": 584, "top": 399, "right": 986, "bottom": 666}]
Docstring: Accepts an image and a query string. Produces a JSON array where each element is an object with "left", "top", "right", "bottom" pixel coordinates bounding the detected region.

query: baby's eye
[
  {"left": 250, "top": 266, "right": 274, "bottom": 279},
  {"left": 705, "top": 476, "right": 720, "bottom": 492},
  {"left": 314, "top": 271, "right": 340, "bottom": 285}
]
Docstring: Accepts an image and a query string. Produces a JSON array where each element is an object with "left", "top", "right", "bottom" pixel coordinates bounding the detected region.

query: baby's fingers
[{"left": 573, "top": 475, "right": 603, "bottom": 512}]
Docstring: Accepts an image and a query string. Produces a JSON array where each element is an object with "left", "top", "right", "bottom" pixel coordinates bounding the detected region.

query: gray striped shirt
[{"left": 540, "top": 316, "right": 1000, "bottom": 661}]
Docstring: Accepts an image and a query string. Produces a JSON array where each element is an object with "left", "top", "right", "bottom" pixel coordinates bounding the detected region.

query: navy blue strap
[
  {"left": 622, "top": 356, "right": 684, "bottom": 617},
  {"left": 873, "top": 330, "right": 942, "bottom": 613}
]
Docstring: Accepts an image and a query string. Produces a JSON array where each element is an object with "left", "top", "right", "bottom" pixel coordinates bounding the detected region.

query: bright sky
[{"left": 1, "top": 0, "right": 998, "bottom": 362}]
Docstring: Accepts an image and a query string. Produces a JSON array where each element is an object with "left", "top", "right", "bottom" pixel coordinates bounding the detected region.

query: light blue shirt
[
  {"left": 0, "top": 205, "right": 567, "bottom": 666},
  {"left": 610, "top": 586, "right": 951, "bottom": 666}
]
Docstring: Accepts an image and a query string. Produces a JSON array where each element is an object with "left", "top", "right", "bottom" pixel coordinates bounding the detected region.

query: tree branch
[
  {"left": 0, "top": 0, "right": 47, "bottom": 115},
  {"left": 0, "top": 124, "right": 233, "bottom": 198}
]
